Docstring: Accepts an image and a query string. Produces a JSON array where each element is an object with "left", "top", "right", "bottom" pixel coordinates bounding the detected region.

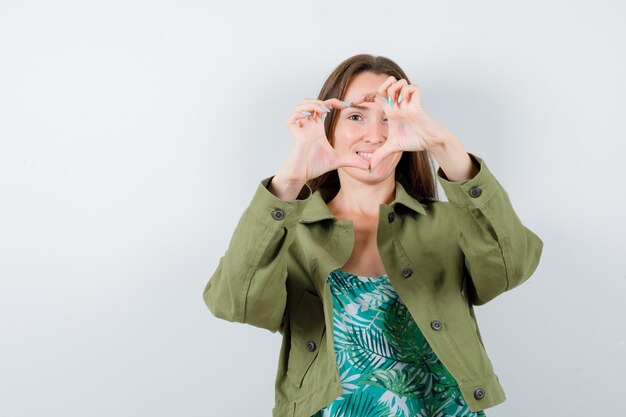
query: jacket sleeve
[
  {"left": 202, "top": 176, "right": 313, "bottom": 333},
  {"left": 437, "top": 153, "right": 544, "bottom": 305}
]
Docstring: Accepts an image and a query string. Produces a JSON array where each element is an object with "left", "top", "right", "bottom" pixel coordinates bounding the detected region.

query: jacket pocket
[{"left": 286, "top": 290, "right": 326, "bottom": 388}]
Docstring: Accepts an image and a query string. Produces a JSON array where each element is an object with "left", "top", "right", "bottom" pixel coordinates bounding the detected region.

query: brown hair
[{"left": 306, "top": 54, "right": 439, "bottom": 203}]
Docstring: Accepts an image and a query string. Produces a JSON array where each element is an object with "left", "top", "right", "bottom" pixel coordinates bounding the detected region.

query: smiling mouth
[{"left": 356, "top": 151, "right": 373, "bottom": 160}]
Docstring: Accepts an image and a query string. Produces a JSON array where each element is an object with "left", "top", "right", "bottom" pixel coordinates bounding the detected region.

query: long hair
[{"left": 306, "top": 54, "right": 438, "bottom": 203}]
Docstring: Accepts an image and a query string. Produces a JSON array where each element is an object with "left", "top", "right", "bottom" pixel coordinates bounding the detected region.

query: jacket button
[
  {"left": 430, "top": 320, "right": 442, "bottom": 331},
  {"left": 469, "top": 186, "right": 482, "bottom": 198},
  {"left": 305, "top": 340, "right": 316, "bottom": 352},
  {"left": 401, "top": 267, "right": 412, "bottom": 278},
  {"left": 474, "top": 388, "right": 485, "bottom": 400},
  {"left": 271, "top": 208, "right": 285, "bottom": 220},
  {"left": 388, "top": 211, "right": 395, "bottom": 223}
]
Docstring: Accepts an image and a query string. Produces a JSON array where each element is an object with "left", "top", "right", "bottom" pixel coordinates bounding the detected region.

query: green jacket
[{"left": 203, "top": 153, "right": 543, "bottom": 417}]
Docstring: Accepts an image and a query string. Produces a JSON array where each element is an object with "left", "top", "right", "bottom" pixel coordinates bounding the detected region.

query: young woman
[{"left": 203, "top": 54, "right": 543, "bottom": 417}]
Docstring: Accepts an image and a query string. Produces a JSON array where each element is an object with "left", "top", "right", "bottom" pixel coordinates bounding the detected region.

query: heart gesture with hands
[{"left": 352, "top": 76, "right": 456, "bottom": 172}]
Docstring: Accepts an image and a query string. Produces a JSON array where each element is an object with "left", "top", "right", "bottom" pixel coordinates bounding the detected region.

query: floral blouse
[{"left": 312, "top": 268, "right": 487, "bottom": 417}]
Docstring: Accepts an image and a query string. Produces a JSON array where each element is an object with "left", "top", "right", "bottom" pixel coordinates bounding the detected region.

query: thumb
[
  {"left": 336, "top": 152, "right": 371, "bottom": 171},
  {"left": 369, "top": 143, "right": 398, "bottom": 171}
]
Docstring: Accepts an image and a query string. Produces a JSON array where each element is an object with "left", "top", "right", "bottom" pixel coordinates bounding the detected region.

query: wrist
[
  {"left": 430, "top": 136, "right": 478, "bottom": 182},
  {"left": 268, "top": 172, "right": 308, "bottom": 201},
  {"left": 274, "top": 169, "right": 307, "bottom": 186},
  {"left": 430, "top": 134, "right": 460, "bottom": 163}
]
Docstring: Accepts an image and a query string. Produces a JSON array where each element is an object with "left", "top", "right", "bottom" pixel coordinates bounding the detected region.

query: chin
[{"left": 344, "top": 165, "right": 394, "bottom": 182}]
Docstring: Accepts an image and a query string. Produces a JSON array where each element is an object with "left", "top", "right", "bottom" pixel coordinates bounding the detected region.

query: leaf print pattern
[{"left": 311, "top": 269, "right": 486, "bottom": 417}]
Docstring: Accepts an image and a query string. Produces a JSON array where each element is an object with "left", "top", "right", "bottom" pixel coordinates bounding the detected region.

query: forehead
[{"left": 343, "top": 72, "right": 389, "bottom": 103}]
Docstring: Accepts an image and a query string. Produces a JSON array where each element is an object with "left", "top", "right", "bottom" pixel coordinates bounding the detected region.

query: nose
[{"left": 365, "top": 118, "right": 387, "bottom": 144}]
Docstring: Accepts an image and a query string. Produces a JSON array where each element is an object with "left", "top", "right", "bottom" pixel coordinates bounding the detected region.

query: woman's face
[{"left": 333, "top": 71, "right": 402, "bottom": 183}]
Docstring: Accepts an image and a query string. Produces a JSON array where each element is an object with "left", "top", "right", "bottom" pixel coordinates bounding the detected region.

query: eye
[{"left": 348, "top": 114, "right": 363, "bottom": 121}]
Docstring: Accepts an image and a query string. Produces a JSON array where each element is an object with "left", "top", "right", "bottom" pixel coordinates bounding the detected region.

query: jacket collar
[{"left": 300, "top": 180, "right": 427, "bottom": 224}]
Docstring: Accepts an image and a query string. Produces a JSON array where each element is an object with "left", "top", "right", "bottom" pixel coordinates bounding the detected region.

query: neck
[{"left": 328, "top": 173, "right": 396, "bottom": 217}]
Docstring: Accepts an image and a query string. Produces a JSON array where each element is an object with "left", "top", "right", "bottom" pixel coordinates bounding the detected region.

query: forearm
[
  {"left": 268, "top": 172, "right": 308, "bottom": 201},
  {"left": 430, "top": 135, "right": 479, "bottom": 182}
]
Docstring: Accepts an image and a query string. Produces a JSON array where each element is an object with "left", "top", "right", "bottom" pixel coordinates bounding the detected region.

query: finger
[
  {"left": 295, "top": 102, "right": 331, "bottom": 115},
  {"left": 342, "top": 92, "right": 366, "bottom": 107},
  {"left": 376, "top": 75, "right": 398, "bottom": 98},
  {"left": 346, "top": 91, "right": 384, "bottom": 106},
  {"left": 322, "top": 98, "right": 352, "bottom": 110},
  {"left": 286, "top": 105, "right": 326, "bottom": 126},
  {"left": 300, "top": 98, "right": 351, "bottom": 109},
  {"left": 369, "top": 142, "right": 402, "bottom": 171},
  {"left": 345, "top": 93, "right": 370, "bottom": 106},
  {"left": 400, "top": 84, "right": 421, "bottom": 106},
  {"left": 285, "top": 112, "right": 317, "bottom": 127},
  {"left": 387, "top": 79, "right": 408, "bottom": 106},
  {"left": 292, "top": 103, "right": 331, "bottom": 123},
  {"left": 295, "top": 99, "right": 350, "bottom": 122},
  {"left": 372, "top": 92, "right": 391, "bottom": 110}
]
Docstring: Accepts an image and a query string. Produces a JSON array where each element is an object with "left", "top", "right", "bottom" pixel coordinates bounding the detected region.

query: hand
[
  {"left": 282, "top": 98, "right": 370, "bottom": 182},
  {"left": 351, "top": 76, "right": 456, "bottom": 171}
]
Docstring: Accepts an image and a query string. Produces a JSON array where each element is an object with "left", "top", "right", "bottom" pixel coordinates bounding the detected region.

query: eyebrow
[{"left": 344, "top": 105, "right": 369, "bottom": 111}]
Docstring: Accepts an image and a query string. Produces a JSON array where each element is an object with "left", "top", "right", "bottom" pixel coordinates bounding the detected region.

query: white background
[{"left": 1, "top": 1, "right": 625, "bottom": 416}]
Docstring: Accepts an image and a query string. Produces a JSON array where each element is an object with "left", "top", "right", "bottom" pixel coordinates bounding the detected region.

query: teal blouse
[{"left": 313, "top": 268, "right": 487, "bottom": 417}]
